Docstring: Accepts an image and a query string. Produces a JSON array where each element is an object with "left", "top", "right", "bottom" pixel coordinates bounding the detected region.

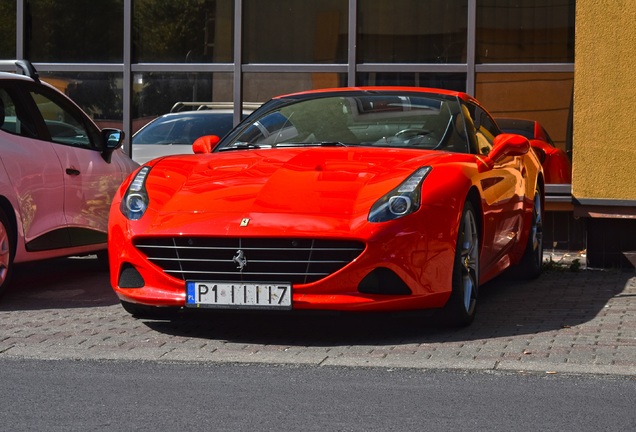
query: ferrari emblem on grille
[
  {"left": 233, "top": 250, "right": 248, "bottom": 271},
  {"left": 240, "top": 218, "right": 250, "bottom": 227}
]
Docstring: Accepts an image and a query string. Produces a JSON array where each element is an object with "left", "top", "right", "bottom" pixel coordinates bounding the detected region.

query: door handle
[{"left": 65, "top": 168, "right": 81, "bottom": 176}]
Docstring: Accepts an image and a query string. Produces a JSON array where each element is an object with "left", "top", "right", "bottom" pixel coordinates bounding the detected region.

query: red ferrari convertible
[{"left": 109, "top": 87, "right": 544, "bottom": 326}]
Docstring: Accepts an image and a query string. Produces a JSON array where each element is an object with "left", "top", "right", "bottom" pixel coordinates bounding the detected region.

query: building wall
[
  {"left": 573, "top": 1, "right": 636, "bottom": 202},
  {"left": 574, "top": 0, "right": 636, "bottom": 268}
]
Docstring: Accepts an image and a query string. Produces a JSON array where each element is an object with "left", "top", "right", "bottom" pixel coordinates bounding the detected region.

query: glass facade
[
  {"left": 475, "top": 72, "right": 574, "bottom": 150},
  {"left": 2, "top": 0, "right": 574, "bottom": 152},
  {"left": 476, "top": 0, "right": 575, "bottom": 63},
  {"left": 357, "top": 72, "right": 467, "bottom": 91},
  {"left": 26, "top": 0, "right": 124, "bottom": 62},
  {"left": 133, "top": 71, "right": 233, "bottom": 129},
  {"left": 0, "top": 1, "right": 16, "bottom": 59},
  {"left": 243, "top": 0, "right": 348, "bottom": 64},
  {"left": 133, "top": 0, "right": 234, "bottom": 63},
  {"left": 358, "top": 0, "right": 468, "bottom": 63}
]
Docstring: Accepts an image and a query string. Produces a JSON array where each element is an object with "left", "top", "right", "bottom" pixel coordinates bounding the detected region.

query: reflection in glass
[
  {"left": 38, "top": 72, "right": 123, "bottom": 129},
  {"left": 26, "top": 0, "right": 123, "bottom": 62},
  {"left": 477, "top": 0, "right": 575, "bottom": 63},
  {"left": 244, "top": 0, "right": 348, "bottom": 63},
  {"left": 358, "top": 0, "right": 468, "bottom": 63},
  {"left": 0, "top": 2, "right": 16, "bottom": 58},
  {"left": 133, "top": 72, "right": 233, "bottom": 131},
  {"left": 243, "top": 73, "right": 347, "bottom": 103},
  {"left": 357, "top": 73, "right": 466, "bottom": 92},
  {"left": 475, "top": 72, "right": 573, "bottom": 151},
  {"left": 133, "top": 0, "right": 234, "bottom": 63}
]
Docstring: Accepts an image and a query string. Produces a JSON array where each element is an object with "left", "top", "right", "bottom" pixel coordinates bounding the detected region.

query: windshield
[{"left": 217, "top": 93, "right": 469, "bottom": 153}]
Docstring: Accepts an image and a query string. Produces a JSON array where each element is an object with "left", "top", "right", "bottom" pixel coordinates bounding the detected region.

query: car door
[
  {"left": 27, "top": 85, "right": 124, "bottom": 247},
  {"left": 0, "top": 85, "right": 69, "bottom": 251},
  {"left": 465, "top": 103, "right": 526, "bottom": 268}
]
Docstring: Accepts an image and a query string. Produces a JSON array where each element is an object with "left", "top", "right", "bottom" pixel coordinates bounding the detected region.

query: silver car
[{"left": 132, "top": 102, "right": 259, "bottom": 164}]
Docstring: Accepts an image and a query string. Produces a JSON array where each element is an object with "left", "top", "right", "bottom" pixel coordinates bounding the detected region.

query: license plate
[{"left": 185, "top": 281, "right": 292, "bottom": 309}]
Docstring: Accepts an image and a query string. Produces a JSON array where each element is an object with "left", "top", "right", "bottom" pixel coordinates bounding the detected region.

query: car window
[
  {"left": 0, "top": 87, "right": 38, "bottom": 138},
  {"left": 29, "top": 89, "right": 95, "bottom": 149},
  {"left": 235, "top": 112, "right": 297, "bottom": 145},
  {"left": 220, "top": 94, "right": 470, "bottom": 153},
  {"left": 465, "top": 103, "right": 500, "bottom": 155}
]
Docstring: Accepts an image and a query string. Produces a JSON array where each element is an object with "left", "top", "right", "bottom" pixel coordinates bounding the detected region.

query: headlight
[
  {"left": 368, "top": 166, "right": 432, "bottom": 223},
  {"left": 120, "top": 166, "right": 151, "bottom": 220}
]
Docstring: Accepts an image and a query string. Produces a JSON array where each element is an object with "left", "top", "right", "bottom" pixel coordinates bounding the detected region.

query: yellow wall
[{"left": 573, "top": 0, "right": 636, "bottom": 201}]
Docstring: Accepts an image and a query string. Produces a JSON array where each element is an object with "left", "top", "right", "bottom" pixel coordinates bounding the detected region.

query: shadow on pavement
[
  {"left": 143, "top": 270, "right": 635, "bottom": 345},
  {"left": 0, "top": 256, "right": 119, "bottom": 310},
  {"left": 2, "top": 254, "right": 634, "bottom": 346}
]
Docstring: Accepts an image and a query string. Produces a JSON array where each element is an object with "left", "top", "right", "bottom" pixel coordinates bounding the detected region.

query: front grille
[{"left": 134, "top": 237, "right": 365, "bottom": 284}]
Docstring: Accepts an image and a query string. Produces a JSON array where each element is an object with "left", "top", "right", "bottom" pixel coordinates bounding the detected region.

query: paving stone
[{"left": 1, "top": 256, "right": 635, "bottom": 375}]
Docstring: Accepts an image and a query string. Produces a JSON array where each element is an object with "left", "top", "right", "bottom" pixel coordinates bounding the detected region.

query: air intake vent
[{"left": 134, "top": 237, "right": 365, "bottom": 284}]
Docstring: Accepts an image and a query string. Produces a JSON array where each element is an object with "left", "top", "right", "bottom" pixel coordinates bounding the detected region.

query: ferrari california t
[{"left": 109, "top": 87, "right": 544, "bottom": 326}]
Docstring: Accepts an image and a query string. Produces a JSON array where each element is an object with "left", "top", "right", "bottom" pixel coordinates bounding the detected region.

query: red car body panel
[
  {"left": 529, "top": 139, "right": 572, "bottom": 184},
  {"left": 109, "top": 87, "right": 543, "bottom": 314}
]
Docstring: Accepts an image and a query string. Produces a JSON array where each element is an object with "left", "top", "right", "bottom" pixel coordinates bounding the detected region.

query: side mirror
[
  {"left": 483, "top": 133, "right": 529, "bottom": 168},
  {"left": 193, "top": 135, "right": 221, "bottom": 154},
  {"left": 101, "top": 128, "right": 125, "bottom": 163}
]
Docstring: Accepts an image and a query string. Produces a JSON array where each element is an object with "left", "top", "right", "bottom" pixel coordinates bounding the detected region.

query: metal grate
[{"left": 134, "top": 237, "right": 365, "bottom": 284}]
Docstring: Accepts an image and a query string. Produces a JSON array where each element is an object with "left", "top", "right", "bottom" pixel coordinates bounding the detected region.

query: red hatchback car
[{"left": 109, "top": 87, "right": 544, "bottom": 326}]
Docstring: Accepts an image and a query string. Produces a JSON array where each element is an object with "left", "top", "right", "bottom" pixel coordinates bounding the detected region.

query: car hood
[{"left": 142, "top": 147, "right": 457, "bottom": 234}]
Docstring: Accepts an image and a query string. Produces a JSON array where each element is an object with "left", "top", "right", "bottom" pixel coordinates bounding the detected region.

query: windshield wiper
[
  {"left": 220, "top": 141, "right": 348, "bottom": 151},
  {"left": 218, "top": 143, "right": 261, "bottom": 152},
  {"left": 317, "top": 141, "right": 348, "bottom": 147},
  {"left": 275, "top": 141, "right": 349, "bottom": 148}
]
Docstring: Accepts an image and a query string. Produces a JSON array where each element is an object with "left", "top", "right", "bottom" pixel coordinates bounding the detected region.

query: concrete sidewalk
[{"left": 0, "top": 254, "right": 635, "bottom": 376}]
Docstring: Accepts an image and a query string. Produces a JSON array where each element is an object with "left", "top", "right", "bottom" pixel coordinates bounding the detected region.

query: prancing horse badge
[{"left": 240, "top": 218, "right": 250, "bottom": 227}]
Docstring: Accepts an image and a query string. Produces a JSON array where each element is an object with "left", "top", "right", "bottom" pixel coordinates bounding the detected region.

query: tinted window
[
  {"left": 133, "top": 0, "right": 234, "bottom": 63},
  {"left": 29, "top": 87, "right": 97, "bottom": 149},
  {"left": 477, "top": 0, "right": 575, "bottom": 63},
  {"left": 0, "top": 2, "right": 16, "bottom": 58},
  {"left": 358, "top": 0, "right": 468, "bottom": 63},
  {"left": 0, "top": 87, "right": 37, "bottom": 138},
  {"left": 26, "top": 0, "right": 123, "bottom": 62},
  {"left": 244, "top": 0, "right": 348, "bottom": 63}
]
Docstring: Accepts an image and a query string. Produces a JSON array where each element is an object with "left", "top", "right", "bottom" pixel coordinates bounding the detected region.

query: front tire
[
  {"left": 0, "top": 208, "right": 15, "bottom": 298},
  {"left": 446, "top": 201, "right": 480, "bottom": 326}
]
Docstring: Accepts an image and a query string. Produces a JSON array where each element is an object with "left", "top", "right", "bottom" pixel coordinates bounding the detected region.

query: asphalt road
[{"left": 1, "top": 358, "right": 635, "bottom": 432}]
